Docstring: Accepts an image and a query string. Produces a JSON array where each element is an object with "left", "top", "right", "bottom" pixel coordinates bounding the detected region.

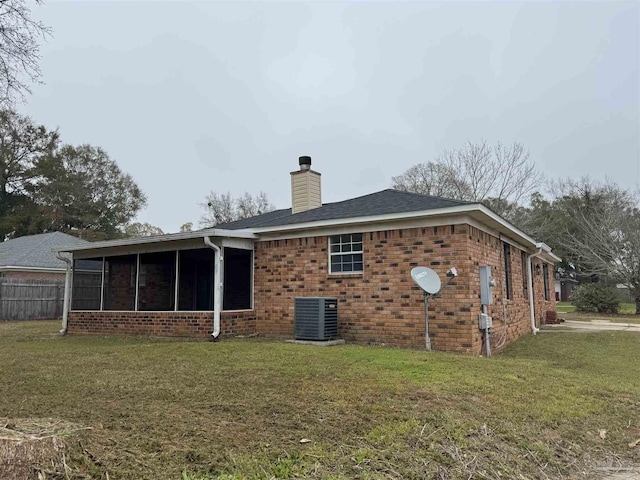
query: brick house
[
  {"left": 0, "top": 232, "right": 95, "bottom": 320},
  {"left": 0, "top": 232, "right": 89, "bottom": 280},
  {"left": 54, "top": 157, "right": 559, "bottom": 354}
]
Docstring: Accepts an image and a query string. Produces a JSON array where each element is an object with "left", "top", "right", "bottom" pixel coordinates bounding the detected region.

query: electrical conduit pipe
[
  {"left": 203, "top": 236, "right": 222, "bottom": 339},
  {"left": 55, "top": 252, "right": 72, "bottom": 334},
  {"left": 527, "top": 247, "right": 544, "bottom": 334}
]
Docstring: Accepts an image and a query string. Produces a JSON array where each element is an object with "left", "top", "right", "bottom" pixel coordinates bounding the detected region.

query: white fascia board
[
  {"left": 252, "top": 204, "right": 532, "bottom": 243},
  {"left": 51, "top": 228, "right": 258, "bottom": 254}
]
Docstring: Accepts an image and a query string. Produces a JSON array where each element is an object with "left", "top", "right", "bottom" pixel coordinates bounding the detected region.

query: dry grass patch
[{"left": 0, "top": 418, "right": 94, "bottom": 479}]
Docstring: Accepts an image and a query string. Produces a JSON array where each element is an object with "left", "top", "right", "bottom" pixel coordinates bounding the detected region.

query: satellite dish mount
[
  {"left": 410, "top": 266, "right": 458, "bottom": 351},
  {"left": 410, "top": 267, "right": 441, "bottom": 351}
]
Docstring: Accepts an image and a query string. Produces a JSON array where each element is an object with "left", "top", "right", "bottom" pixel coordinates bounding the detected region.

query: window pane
[
  {"left": 503, "top": 243, "right": 511, "bottom": 300},
  {"left": 223, "top": 248, "right": 252, "bottom": 310},
  {"left": 72, "top": 258, "right": 102, "bottom": 310},
  {"left": 179, "top": 249, "right": 214, "bottom": 311},
  {"left": 104, "top": 255, "right": 137, "bottom": 311},
  {"left": 330, "top": 233, "right": 364, "bottom": 274},
  {"left": 139, "top": 251, "right": 176, "bottom": 311}
]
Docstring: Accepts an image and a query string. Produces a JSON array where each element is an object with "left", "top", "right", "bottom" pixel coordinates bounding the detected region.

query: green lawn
[
  {"left": 557, "top": 301, "right": 640, "bottom": 323},
  {"left": 1, "top": 321, "right": 639, "bottom": 479},
  {"left": 556, "top": 301, "right": 577, "bottom": 313}
]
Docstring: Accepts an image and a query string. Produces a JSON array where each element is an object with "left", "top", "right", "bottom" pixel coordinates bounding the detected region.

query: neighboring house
[
  {"left": 615, "top": 284, "right": 633, "bottom": 303},
  {"left": 0, "top": 232, "right": 92, "bottom": 320},
  {"left": 0, "top": 232, "right": 89, "bottom": 280},
  {"left": 54, "top": 157, "right": 559, "bottom": 354},
  {"left": 554, "top": 271, "right": 579, "bottom": 302}
]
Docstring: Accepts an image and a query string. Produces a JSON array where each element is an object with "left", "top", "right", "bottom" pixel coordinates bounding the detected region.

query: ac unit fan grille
[{"left": 294, "top": 297, "right": 338, "bottom": 341}]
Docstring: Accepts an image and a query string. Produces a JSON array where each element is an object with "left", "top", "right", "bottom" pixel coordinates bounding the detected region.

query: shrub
[{"left": 571, "top": 283, "right": 620, "bottom": 314}]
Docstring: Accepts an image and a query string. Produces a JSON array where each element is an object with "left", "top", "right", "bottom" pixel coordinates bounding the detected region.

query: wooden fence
[{"left": 0, "top": 278, "right": 65, "bottom": 320}]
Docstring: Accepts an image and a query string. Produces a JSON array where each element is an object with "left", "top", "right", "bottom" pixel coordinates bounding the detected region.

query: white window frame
[{"left": 328, "top": 233, "right": 364, "bottom": 274}]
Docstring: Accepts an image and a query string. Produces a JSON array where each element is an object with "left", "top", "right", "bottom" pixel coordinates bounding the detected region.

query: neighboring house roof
[
  {"left": 0, "top": 232, "right": 88, "bottom": 271},
  {"left": 218, "top": 189, "right": 470, "bottom": 230}
]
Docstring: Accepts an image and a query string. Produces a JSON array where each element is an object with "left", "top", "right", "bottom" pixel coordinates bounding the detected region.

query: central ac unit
[{"left": 294, "top": 297, "right": 338, "bottom": 341}]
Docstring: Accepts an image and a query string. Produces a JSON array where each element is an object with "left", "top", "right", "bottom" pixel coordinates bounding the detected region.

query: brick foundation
[{"left": 67, "top": 310, "right": 256, "bottom": 338}]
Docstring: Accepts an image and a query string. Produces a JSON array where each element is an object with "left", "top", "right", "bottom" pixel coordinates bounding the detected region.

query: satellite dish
[{"left": 411, "top": 266, "right": 441, "bottom": 295}]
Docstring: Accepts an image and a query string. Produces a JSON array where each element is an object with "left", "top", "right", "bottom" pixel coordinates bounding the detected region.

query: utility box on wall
[
  {"left": 479, "top": 266, "right": 494, "bottom": 305},
  {"left": 294, "top": 297, "right": 338, "bottom": 341}
]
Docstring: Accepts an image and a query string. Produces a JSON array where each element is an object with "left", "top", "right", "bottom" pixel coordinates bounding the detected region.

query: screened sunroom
[{"left": 57, "top": 231, "right": 256, "bottom": 318}]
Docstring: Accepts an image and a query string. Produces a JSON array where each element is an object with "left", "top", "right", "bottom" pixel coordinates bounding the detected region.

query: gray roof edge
[{"left": 52, "top": 228, "right": 258, "bottom": 253}]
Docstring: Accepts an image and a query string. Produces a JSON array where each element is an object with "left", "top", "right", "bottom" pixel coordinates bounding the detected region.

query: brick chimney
[{"left": 290, "top": 156, "right": 322, "bottom": 214}]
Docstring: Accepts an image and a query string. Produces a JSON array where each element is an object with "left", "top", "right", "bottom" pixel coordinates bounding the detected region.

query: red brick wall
[
  {"left": 254, "top": 225, "right": 475, "bottom": 351},
  {"left": 254, "top": 223, "right": 556, "bottom": 354},
  {"left": 67, "top": 310, "right": 256, "bottom": 338},
  {"left": 467, "top": 226, "right": 556, "bottom": 354}
]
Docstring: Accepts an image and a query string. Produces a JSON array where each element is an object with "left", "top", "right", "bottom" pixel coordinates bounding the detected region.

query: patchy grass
[
  {"left": 0, "top": 321, "right": 639, "bottom": 479},
  {"left": 556, "top": 301, "right": 577, "bottom": 313},
  {"left": 557, "top": 301, "right": 640, "bottom": 323}
]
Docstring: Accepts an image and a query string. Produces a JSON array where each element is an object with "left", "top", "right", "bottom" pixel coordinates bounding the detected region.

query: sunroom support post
[
  {"left": 135, "top": 254, "right": 140, "bottom": 311},
  {"left": 99, "top": 257, "right": 105, "bottom": 311},
  {"left": 174, "top": 250, "right": 179, "bottom": 311},
  {"left": 204, "top": 237, "right": 221, "bottom": 339},
  {"left": 56, "top": 252, "right": 73, "bottom": 335}
]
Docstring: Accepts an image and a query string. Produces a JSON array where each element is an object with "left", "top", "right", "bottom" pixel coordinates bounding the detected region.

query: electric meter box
[
  {"left": 478, "top": 313, "right": 493, "bottom": 330},
  {"left": 479, "top": 266, "right": 494, "bottom": 305}
]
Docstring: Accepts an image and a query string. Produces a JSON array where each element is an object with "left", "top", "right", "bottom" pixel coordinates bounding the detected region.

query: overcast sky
[{"left": 19, "top": 1, "right": 640, "bottom": 233}]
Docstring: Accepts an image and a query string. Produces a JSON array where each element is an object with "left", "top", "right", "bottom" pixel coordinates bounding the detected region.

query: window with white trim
[{"left": 329, "top": 234, "right": 363, "bottom": 273}]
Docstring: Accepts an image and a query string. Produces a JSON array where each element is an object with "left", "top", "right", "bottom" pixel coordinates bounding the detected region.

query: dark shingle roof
[
  {"left": 0, "top": 232, "right": 88, "bottom": 270},
  {"left": 218, "top": 189, "right": 470, "bottom": 230}
]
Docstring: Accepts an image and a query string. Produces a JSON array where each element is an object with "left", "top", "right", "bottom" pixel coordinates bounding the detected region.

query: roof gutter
[
  {"left": 55, "top": 252, "right": 73, "bottom": 335},
  {"left": 203, "top": 236, "right": 222, "bottom": 339}
]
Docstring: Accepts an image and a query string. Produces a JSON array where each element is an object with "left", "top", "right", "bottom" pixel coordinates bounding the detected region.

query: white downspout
[
  {"left": 55, "top": 252, "right": 72, "bottom": 335},
  {"left": 204, "top": 236, "right": 222, "bottom": 339},
  {"left": 527, "top": 248, "right": 544, "bottom": 334}
]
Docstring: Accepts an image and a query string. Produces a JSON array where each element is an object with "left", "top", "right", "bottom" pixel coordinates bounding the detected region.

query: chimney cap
[{"left": 299, "top": 155, "right": 311, "bottom": 166}]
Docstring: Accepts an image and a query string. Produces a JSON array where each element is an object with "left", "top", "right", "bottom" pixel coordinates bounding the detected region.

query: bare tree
[
  {"left": 389, "top": 161, "right": 469, "bottom": 199},
  {"left": 0, "top": 0, "right": 51, "bottom": 105},
  {"left": 555, "top": 178, "right": 640, "bottom": 313},
  {"left": 392, "top": 140, "right": 543, "bottom": 217},
  {"left": 179, "top": 222, "right": 193, "bottom": 232},
  {"left": 200, "top": 191, "right": 275, "bottom": 227}
]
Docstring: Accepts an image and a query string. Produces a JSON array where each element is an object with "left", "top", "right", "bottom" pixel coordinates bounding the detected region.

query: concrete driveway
[{"left": 542, "top": 319, "right": 640, "bottom": 333}]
